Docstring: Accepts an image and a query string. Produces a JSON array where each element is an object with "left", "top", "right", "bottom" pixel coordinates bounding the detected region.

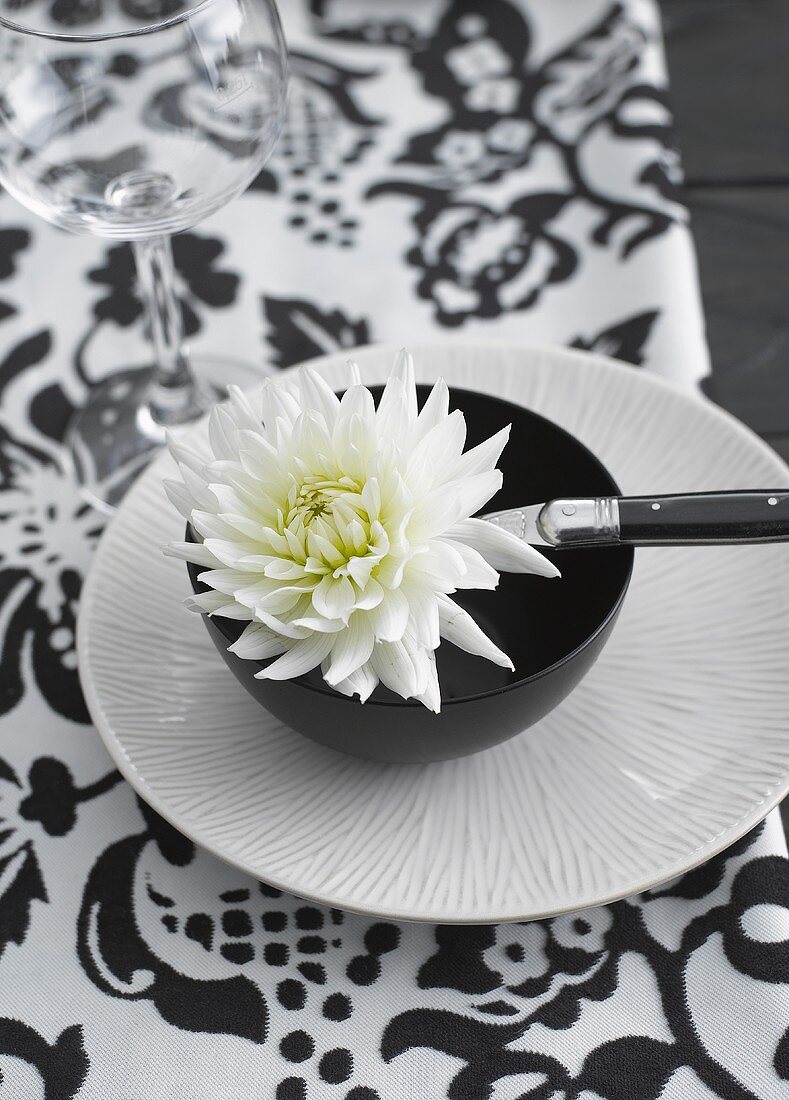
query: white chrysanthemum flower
[{"left": 164, "top": 350, "right": 559, "bottom": 711}]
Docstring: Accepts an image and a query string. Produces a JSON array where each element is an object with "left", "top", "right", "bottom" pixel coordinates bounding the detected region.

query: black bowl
[{"left": 187, "top": 386, "right": 633, "bottom": 763}]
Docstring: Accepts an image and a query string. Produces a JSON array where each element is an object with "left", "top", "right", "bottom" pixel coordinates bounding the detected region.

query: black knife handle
[{"left": 617, "top": 491, "right": 789, "bottom": 545}]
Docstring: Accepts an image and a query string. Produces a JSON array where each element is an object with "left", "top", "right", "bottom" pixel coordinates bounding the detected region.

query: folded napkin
[{"left": 1, "top": 2, "right": 786, "bottom": 1098}]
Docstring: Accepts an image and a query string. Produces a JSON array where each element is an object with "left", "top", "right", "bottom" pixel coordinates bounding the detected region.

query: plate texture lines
[{"left": 79, "top": 342, "right": 789, "bottom": 921}]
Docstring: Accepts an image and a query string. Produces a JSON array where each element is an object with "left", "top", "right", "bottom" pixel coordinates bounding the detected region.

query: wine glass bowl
[
  {"left": 0, "top": 0, "right": 288, "bottom": 512},
  {"left": 0, "top": 1, "right": 287, "bottom": 239}
]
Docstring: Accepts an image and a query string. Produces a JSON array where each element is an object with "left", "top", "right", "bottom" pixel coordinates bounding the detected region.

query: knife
[{"left": 482, "top": 490, "right": 789, "bottom": 548}]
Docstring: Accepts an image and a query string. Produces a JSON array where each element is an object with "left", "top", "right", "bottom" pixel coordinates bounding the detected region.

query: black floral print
[
  {"left": 383, "top": 829, "right": 780, "bottom": 1100},
  {"left": 0, "top": 1018, "right": 88, "bottom": 1100},
  {"left": 369, "top": 1, "right": 678, "bottom": 321},
  {"left": 0, "top": 759, "right": 47, "bottom": 963},
  {"left": 0, "top": 227, "right": 30, "bottom": 324},
  {"left": 571, "top": 309, "right": 658, "bottom": 365},
  {"left": 18, "top": 756, "right": 121, "bottom": 837},
  {"left": 416, "top": 905, "right": 619, "bottom": 1031},
  {"left": 263, "top": 295, "right": 371, "bottom": 369},
  {"left": 400, "top": 117, "right": 537, "bottom": 189},
  {"left": 269, "top": 49, "right": 383, "bottom": 248},
  {"left": 0, "top": 753, "right": 119, "bottom": 962},
  {"left": 0, "top": 334, "right": 101, "bottom": 724},
  {"left": 410, "top": 2, "right": 533, "bottom": 119},
  {"left": 403, "top": 194, "right": 576, "bottom": 326},
  {"left": 88, "top": 232, "right": 240, "bottom": 337},
  {"left": 0, "top": 2, "right": 777, "bottom": 1098},
  {"left": 76, "top": 796, "right": 398, "bottom": 1094},
  {"left": 0, "top": 228, "right": 30, "bottom": 282},
  {"left": 76, "top": 799, "right": 270, "bottom": 1044}
]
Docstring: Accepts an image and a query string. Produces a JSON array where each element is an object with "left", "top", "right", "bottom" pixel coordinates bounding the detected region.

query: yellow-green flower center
[{"left": 287, "top": 475, "right": 363, "bottom": 527}]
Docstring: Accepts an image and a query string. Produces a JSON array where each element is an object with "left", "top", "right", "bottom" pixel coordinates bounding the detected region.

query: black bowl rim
[{"left": 185, "top": 385, "right": 635, "bottom": 708}]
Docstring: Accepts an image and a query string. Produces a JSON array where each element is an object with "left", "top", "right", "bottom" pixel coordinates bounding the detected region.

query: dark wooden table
[{"left": 660, "top": 0, "right": 789, "bottom": 831}]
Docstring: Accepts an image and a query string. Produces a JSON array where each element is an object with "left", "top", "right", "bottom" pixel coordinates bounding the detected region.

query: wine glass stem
[{"left": 133, "top": 234, "right": 200, "bottom": 427}]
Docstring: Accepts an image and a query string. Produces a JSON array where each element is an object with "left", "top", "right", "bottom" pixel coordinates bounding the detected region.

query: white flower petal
[
  {"left": 312, "top": 575, "right": 357, "bottom": 622},
  {"left": 209, "top": 404, "right": 243, "bottom": 462},
  {"left": 238, "top": 554, "right": 287, "bottom": 571},
  {"left": 218, "top": 512, "right": 273, "bottom": 541},
  {"left": 166, "top": 432, "right": 211, "bottom": 475},
  {"left": 458, "top": 468, "right": 504, "bottom": 518},
  {"left": 414, "top": 648, "right": 441, "bottom": 713},
  {"left": 228, "top": 622, "right": 287, "bottom": 660},
  {"left": 183, "top": 590, "right": 227, "bottom": 614},
  {"left": 414, "top": 377, "right": 449, "bottom": 442},
  {"left": 455, "top": 425, "right": 510, "bottom": 479},
  {"left": 330, "top": 661, "right": 378, "bottom": 703},
  {"left": 254, "top": 631, "right": 335, "bottom": 681},
  {"left": 354, "top": 578, "right": 385, "bottom": 611},
  {"left": 259, "top": 377, "right": 301, "bottom": 429},
  {"left": 179, "top": 466, "right": 218, "bottom": 513},
  {"left": 163, "top": 478, "right": 196, "bottom": 520},
  {"left": 369, "top": 586, "right": 410, "bottom": 643},
  {"left": 361, "top": 478, "right": 381, "bottom": 521},
  {"left": 344, "top": 554, "right": 378, "bottom": 588},
  {"left": 164, "top": 541, "right": 223, "bottom": 569},
  {"left": 391, "top": 347, "right": 417, "bottom": 422},
  {"left": 190, "top": 510, "right": 246, "bottom": 543},
  {"left": 324, "top": 613, "right": 375, "bottom": 684},
  {"left": 298, "top": 368, "right": 341, "bottom": 427},
  {"left": 264, "top": 559, "right": 308, "bottom": 581},
  {"left": 369, "top": 639, "right": 420, "bottom": 700},
  {"left": 307, "top": 529, "right": 346, "bottom": 569},
  {"left": 198, "top": 568, "right": 267, "bottom": 596},
  {"left": 446, "top": 518, "right": 561, "bottom": 578},
  {"left": 254, "top": 584, "right": 310, "bottom": 616},
  {"left": 221, "top": 465, "right": 273, "bottom": 505},
  {"left": 409, "top": 487, "right": 463, "bottom": 540},
  {"left": 338, "top": 385, "right": 375, "bottom": 434},
  {"left": 238, "top": 441, "right": 282, "bottom": 485},
  {"left": 346, "top": 359, "right": 362, "bottom": 387},
  {"left": 438, "top": 539, "right": 500, "bottom": 590},
  {"left": 409, "top": 539, "right": 467, "bottom": 589},
  {"left": 209, "top": 482, "right": 261, "bottom": 517},
  {"left": 437, "top": 595, "right": 514, "bottom": 670},
  {"left": 203, "top": 539, "right": 266, "bottom": 570},
  {"left": 408, "top": 409, "right": 466, "bottom": 488},
  {"left": 401, "top": 579, "right": 441, "bottom": 649},
  {"left": 291, "top": 615, "right": 347, "bottom": 634},
  {"left": 254, "top": 607, "right": 310, "bottom": 639},
  {"left": 294, "top": 410, "right": 335, "bottom": 469},
  {"left": 376, "top": 376, "right": 412, "bottom": 446},
  {"left": 226, "top": 384, "right": 265, "bottom": 432},
  {"left": 283, "top": 526, "right": 307, "bottom": 563},
  {"left": 408, "top": 635, "right": 432, "bottom": 697},
  {"left": 184, "top": 591, "right": 252, "bottom": 619}
]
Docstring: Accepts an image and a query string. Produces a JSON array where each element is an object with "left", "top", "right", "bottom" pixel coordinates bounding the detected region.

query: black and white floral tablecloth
[{"left": 1, "top": 1, "right": 788, "bottom": 1097}]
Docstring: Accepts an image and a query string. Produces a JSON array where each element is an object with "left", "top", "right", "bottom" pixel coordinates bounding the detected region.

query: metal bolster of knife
[
  {"left": 539, "top": 497, "right": 621, "bottom": 547},
  {"left": 485, "top": 509, "right": 533, "bottom": 539}
]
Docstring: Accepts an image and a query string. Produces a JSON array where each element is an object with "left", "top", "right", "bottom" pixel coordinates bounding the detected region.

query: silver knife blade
[{"left": 482, "top": 502, "right": 549, "bottom": 546}]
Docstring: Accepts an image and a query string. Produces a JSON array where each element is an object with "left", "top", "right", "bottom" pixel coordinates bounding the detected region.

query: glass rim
[{"left": 0, "top": 0, "right": 226, "bottom": 42}]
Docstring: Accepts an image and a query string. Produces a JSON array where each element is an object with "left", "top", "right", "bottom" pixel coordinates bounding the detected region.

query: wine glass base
[{"left": 67, "top": 355, "right": 270, "bottom": 515}]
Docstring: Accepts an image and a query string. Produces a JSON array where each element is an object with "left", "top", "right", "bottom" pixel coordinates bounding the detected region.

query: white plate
[{"left": 78, "top": 341, "right": 789, "bottom": 923}]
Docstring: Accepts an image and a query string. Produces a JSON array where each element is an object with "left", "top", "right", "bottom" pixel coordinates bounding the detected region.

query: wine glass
[{"left": 0, "top": 0, "right": 288, "bottom": 512}]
